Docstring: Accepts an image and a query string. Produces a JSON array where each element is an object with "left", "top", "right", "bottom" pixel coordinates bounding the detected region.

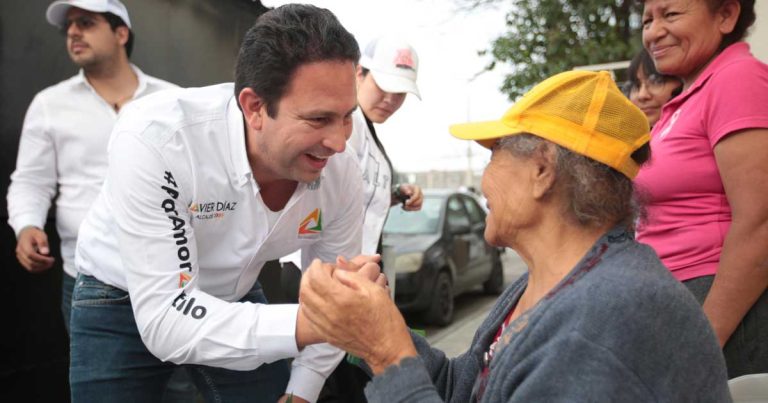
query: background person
[
  {"left": 298, "top": 70, "right": 730, "bottom": 402},
  {"left": 635, "top": 0, "right": 768, "bottom": 378},
  {"left": 316, "top": 34, "right": 425, "bottom": 403},
  {"left": 7, "top": 0, "right": 175, "bottom": 333},
  {"left": 353, "top": 35, "right": 424, "bottom": 261},
  {"left": 68, "top": 5, "right": 367, "bottom": 403},
  {"left": 625, "top": 48, "right": 682, "bottom": 126}
]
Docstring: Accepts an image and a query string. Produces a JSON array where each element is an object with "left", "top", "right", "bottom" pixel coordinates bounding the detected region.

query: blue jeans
[
  {"left": 684, "top": 275, "right": 768, "bottom": 378},
  {"left": 70, "top": 275, "right": 290, "bottom": 402},
  {"left": 61, "top": 272, "right": 76, "bottom": 334}
]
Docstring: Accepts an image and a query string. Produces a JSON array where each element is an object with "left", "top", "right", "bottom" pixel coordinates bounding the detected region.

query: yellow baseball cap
[{"left": 449, "top": 70, "right": 650, "bottom": 178}]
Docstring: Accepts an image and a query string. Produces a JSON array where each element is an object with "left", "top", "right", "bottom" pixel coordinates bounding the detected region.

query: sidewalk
[{"left": 428, "top": 249, "right": 527, "bottom": 357}]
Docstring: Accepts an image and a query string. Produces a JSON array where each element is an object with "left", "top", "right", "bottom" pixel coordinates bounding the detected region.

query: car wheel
[
  {"left": 424, "top": 271, "right": 454, "bottom": 326},
  {"left": 483, "top": 252, "right": 504, "bottom": 295}
]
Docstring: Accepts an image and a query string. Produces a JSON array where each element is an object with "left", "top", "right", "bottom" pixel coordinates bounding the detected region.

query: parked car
[{"left": 382, "top": 189, "right": 504, "bottom": 326}]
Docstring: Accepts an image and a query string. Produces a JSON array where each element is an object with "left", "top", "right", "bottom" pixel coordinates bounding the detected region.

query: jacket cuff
[
  {"left": 255, "top": 304, "right": 300, "bottom": 362},
  {"left": 365, "top": 356, "right": 433, "bottom": 402},
  {"left": 9, "top": 215, "right": 45, "bottom": 238},
  {"left": 286, "top": 365, "right": 326, "bottom": 402}
]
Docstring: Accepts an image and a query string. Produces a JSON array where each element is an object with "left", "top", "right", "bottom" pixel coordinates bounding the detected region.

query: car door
[
  {"left": 445, "top": 195, "right": 474, "bottom": 292},
  {"left": 460, "top": 195, "right": 493, "bottom": 284}
]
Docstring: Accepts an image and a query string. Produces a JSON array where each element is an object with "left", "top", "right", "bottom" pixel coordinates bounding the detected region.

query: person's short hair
[
  {"left": 624, "top": 48, "right": 681, "bottom": 97},
  {"left": 498, "top": 134, "right": 651, "bottom": 229},
  {"left": 103, "top": 12, "right": 133, "bottom": 58},
  {"left": 234, "top": 4, "right": 360, "bottom": 117}
]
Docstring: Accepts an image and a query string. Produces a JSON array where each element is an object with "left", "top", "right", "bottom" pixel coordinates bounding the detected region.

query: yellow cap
[{"left": 449, "top": 70, "right": 650, "bottom": 178}]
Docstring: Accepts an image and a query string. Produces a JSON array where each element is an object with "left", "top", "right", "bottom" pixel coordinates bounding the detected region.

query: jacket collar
[
  {"left": 665, "top": 42, "right": 751, "bottom": 108},
  {"left": 226, "top": 96, "right": 253, "bottom": 188}
]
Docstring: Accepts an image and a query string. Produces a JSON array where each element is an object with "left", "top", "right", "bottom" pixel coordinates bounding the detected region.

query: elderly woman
[
  {"left": 298, "top": 70, "right": 730, "bottom": 401},
  {"left": 635, "top": 0, "right": 768, "bottom": 378},
  {"left": 625, "top": 48, "right": 682, "bottom": 126}
]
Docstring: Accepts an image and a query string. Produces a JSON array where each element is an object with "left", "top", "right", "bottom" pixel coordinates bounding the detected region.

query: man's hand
[
  {"left": 15, "top": 226, "right": 55, "bottom": 273},
  {"left": 335, "top": 255, "right": 387, "bottom": 287},
  {"left": 392, "top": 184, "right": 423, "bottom": 211}
]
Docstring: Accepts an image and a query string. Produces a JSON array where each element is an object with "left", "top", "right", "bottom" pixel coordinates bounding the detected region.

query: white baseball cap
[
  {"left": 46, "top": 0, "right": 132, "bottom": 29},
  {"left": 360, "top": 36, "right": 421, "bottom": 99}
]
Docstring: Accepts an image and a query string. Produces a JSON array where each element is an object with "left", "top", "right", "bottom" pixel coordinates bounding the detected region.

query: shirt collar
[
  {"left": 74, "top": 63, "right": 150, "bottom": 98},
  {"left": 667, "top": 42, "right": 751, "bottom": 107},
  {"left": 226, "top": 96, "right": 253, "bottom": 187}
]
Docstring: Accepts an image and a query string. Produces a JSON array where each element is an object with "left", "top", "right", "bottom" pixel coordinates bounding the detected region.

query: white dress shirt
[
  {"left": 75, "top": 83, "right": 363, "bottom": 402},
  {"left": 7, "top": 65, "right": 176, "bottom": 277}
]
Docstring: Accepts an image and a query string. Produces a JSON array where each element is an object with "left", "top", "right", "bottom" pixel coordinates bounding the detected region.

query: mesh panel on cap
[
  {"left": 595, "top": 88, "right": 649, "bottom": 146},
  {"left": 529, "top": 78, "right": 597, "bottom": 128}
]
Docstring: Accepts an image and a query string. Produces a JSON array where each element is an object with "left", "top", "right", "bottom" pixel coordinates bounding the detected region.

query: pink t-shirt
[{"left": 635, "top": 42, "right": 768, "bottom": 282}]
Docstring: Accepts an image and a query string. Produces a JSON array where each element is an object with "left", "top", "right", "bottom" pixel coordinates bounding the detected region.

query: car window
[
  {"left": 446, "top": 196, "right": 470, "bottom": 231},
  {"left": 461, "top": 195, "right": 485, "bottom": 225},
  {"left": 383, "top": 196, "right": 442, "bottom": 234}
]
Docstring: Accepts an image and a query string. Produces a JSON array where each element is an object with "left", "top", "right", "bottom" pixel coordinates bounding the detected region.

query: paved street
[{"left": 403, "top": 249, "right": 528, "bottom": 357}]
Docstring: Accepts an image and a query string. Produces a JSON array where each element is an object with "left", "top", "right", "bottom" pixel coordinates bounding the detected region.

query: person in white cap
[
  {"left": 352, "top": 35, "right": 424, "bottom": 266},
  {"left": 7, "top": 0, "right": 174, "bottom": 330},
  {"left": 6, "top": 0, "right": 187, "bottom": 400},
  {"left": 316, "top": 35, "right": 424, "bottom": 403}
]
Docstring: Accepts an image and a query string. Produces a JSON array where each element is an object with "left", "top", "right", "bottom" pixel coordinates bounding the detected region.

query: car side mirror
[{"left": 449, "top": 223, "right": 471, "bottom": 235}]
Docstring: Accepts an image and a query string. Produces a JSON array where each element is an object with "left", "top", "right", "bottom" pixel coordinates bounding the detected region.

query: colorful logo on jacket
[
  {"left": 298, "top": 208, "right": 322, "bottom": 238},
  {"left": 179, "top": 272, "right": 191, "bottom": 288}
]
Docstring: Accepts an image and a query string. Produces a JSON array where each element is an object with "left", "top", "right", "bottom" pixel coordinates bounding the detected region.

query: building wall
[{"left": 0, "top": 1, "right": 267, "bottom": 400}]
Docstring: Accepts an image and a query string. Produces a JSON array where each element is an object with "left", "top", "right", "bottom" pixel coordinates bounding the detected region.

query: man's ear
[
  {"left": 238, "top": 87, "right": 266, "bottom": 131},
  {"left": 531, "top": 144, "right": 557, "bottom": 200},
  {"left": 115, "top": 26, "right": 130, "bottom": 47}
]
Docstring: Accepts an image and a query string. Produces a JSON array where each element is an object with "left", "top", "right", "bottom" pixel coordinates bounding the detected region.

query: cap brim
[
  {"left": 449, "top": 120, "right": 521, "bottom": 149},
  {"left": 46, "top": 1, "right": 73, "bottom": 28},
  {"left": 370, "top": 71, "right": 421, "bottom": 99}
]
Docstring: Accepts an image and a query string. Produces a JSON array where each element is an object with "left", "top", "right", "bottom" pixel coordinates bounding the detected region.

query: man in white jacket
[
  {"left": 6, "top": 0, "right": 175, "bottom": 331},
  {"left": 68, "top": 4, "right": 371, "bottom": 403}
]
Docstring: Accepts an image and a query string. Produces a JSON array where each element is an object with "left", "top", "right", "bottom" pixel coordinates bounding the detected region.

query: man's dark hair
[
  {"left": 234, "top": 4, "right": 360, "bottom": 117},
  {"left": 103, "top": 12, "right": 133, "bottom": 58}
]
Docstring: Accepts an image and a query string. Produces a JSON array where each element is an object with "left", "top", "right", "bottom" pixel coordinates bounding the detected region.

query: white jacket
[
  {"left": 75, "top": 83, "right": 363, "bottom": 401},
  {"left": 6, "top": 66, "right": 175, "bottom": 277},
  {"left": 348, "top": 108, "right": 393, "bottom": 255}
]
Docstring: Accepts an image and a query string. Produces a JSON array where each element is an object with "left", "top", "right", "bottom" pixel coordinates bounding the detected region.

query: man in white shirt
[
  {"left": 69, "top": 4, "right": 369, "bottom": 403},
  {"left": 6, "top": 0, "right": 175, "bottom": 331}
]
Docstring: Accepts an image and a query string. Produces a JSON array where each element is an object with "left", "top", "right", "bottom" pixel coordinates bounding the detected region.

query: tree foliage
[{"left": 474, "top": 0, "right": 644, "bottom": 100}]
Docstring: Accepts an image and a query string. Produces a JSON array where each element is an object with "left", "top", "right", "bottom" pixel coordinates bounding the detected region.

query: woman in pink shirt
[{"left": 636, "top": 0, "right": 768, "bottom": 378}]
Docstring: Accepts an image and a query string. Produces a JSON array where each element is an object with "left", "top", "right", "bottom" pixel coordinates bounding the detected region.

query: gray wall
[{"left": 0, "top": 1, "right": 267, "bottom": 400}]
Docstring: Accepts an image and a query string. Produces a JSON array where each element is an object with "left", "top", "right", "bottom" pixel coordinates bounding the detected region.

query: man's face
[
  {"left": 247, "top": 60, "right": 358, "bottom": 185},
  {"left": 64, "top": 8, "right": 125, "bottom": 68},
  {"left": 356, "top": 70, "right": 407, "bottom": 124}
]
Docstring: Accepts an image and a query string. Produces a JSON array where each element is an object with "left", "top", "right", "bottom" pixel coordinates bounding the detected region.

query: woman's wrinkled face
[
  {"left": 481, "top": 145, "right": 536, "bottom": 248},
  {"left": 641, "top": 0, "right": 739, "bottom": 84}
]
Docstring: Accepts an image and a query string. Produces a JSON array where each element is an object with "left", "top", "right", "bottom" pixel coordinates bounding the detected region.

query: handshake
[{"left": 296, "top": 254, "right": 417, "bottom": 376}]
